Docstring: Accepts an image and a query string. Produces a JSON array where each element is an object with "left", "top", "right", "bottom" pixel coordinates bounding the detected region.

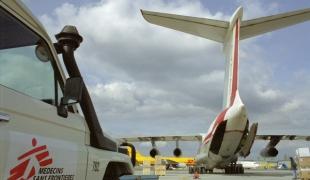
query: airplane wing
[
  {"left": 254, "top": 135, "right": 310, "bottom": 157},
  {"left": 255, "top": 135, "right": 310, "bottom": 141},
  {"left": 119, "top": 134, "right": 203, "bottom": 143},
  {"left": 119, "top": 134, "right": 310, "bottom": 143},
  {"left": 239, "top": 127, "right": 310, "bottom": 158},
  {"left": 119, "top": 134, "right": 309, "bottom": 159}
]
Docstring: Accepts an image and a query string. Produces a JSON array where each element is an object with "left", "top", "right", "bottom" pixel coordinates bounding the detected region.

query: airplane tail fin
[{"left": 141, "top": 8, "right": 310, "bottom": 108}]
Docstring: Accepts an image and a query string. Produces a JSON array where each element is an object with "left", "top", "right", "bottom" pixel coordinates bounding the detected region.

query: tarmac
[{"left": 134, "top": 168, "right": 294, "bottom": 180}]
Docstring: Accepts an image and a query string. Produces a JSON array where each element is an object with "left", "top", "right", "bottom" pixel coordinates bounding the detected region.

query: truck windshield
[{"left": 0, "top": 7, "right": 55, "bottom": 103}]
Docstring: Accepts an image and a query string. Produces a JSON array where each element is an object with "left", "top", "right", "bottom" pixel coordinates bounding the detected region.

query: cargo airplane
[
  {"left": 120, "top": 7, "right": 310, "bottom": 174},
  {"left": 126, "top": 147, "right": 195, "bottom": 167}
]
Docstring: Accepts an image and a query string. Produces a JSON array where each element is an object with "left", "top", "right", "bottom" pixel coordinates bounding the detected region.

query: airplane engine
[
  {"left": 260, "top": 147, "right": 278, "bottom": 157},
  {"left": 260, "top": 136, "right": 281, "bottom": 157},
  {"left": 150, "top": 148, "right": 159, "bottom": 158},
  {"left": 173, "top": 147, "right": 182, "bottom": 157}
]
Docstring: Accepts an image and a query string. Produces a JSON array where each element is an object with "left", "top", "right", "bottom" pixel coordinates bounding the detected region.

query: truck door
[{"left": 0, "top": 6, "right": 87, "bottom": 180}]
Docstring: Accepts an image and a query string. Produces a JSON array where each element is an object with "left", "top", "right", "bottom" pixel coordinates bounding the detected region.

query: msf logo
[{"left": 8, "top": 138, "right": 53, "bottom": 180}]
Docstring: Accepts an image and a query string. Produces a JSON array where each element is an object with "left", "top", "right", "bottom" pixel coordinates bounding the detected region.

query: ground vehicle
[{"left": 0, "top": 0, "right": 133, "bottom": 179}]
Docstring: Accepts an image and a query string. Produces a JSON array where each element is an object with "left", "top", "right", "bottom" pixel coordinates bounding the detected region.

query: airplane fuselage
[{"left": 195, "top": 93, "right": 248, "bottom": 169}]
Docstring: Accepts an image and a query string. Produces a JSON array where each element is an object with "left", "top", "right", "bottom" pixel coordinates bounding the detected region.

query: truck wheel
[
  {"left": 103, "top": 163, "right": 119, "bottom": 180},
  {"left": 103, "top": 162, "right": 131, "bottom": 180}
]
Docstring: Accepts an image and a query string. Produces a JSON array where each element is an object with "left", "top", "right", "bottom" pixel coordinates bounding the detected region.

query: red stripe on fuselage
[
  {"left": 229, "top": 19, "right": 239, "bottom": 106},
  {"left": 203, "top": 20, "right": 240, "bottom": 144},
  {"left": 203, "top": 108, "right": 229, "bottom": 143}
]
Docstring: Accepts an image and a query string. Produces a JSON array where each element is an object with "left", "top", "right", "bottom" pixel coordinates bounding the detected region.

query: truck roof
[{"left": 1, "top": 0, "right": 50, "bottom": 42}]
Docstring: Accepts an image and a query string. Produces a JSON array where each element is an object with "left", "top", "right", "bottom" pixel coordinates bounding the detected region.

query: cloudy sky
[{"left": 22, "top": 0, "right": 310, "bottom": 159}]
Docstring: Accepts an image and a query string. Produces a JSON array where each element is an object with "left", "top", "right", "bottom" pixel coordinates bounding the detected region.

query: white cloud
[
  {"left": 89, "top": 82, "right": 139, "bottom": 113},
  {"left": 197, "top": 70, "right": 224, "bottom": 83},
  {"left": 279, "top": 99, "right": 302, "bottom": 112},
  {"left": 256, "top": 87, "right": 281, "bottom": 100},
  {"left": 238, "top": 0, "right": 279, "bottom": 19}
]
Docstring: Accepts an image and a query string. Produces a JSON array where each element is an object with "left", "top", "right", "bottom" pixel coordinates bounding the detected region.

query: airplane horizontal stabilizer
[
  {"left": 240, "top": 8, "right": 310, "bottom": 39},
  {"left": 141, "top": 8, "right": 310, "bottom": 43},
  {"left": 141, "top": 10, "right": 229, "bottom": 43}
]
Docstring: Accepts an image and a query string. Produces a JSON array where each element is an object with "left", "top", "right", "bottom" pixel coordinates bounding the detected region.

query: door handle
[{"left": 0, "top": 112, "right": 10, "bottom": 122}]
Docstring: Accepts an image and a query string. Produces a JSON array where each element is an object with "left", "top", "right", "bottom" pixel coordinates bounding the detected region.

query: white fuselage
[
  {"left": 194, "top": 8, "right": 248, "bottom": 169},
  {"left": 195, "top": 93, "right": 248, "bottom": 169}
]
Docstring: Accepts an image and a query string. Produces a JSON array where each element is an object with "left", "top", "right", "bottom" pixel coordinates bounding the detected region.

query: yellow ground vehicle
[{"left": 0, "top": 0, "right": 133, "bottom": 179}]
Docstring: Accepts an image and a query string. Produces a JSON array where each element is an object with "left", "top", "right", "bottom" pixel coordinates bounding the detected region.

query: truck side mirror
[
  {"left": 62, "top": 77, "right": 83, "bottom": 105},
  {"left": 57, "top": 77, "right": 83, "bottom": 117}
]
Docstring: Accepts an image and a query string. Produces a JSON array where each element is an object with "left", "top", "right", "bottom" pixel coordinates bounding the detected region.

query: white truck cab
[{"left": 0, "top": 0, "right": 134, "bottom": 179}]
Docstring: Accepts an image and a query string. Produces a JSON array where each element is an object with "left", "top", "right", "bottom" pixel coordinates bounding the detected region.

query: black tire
[
  {"left": 236, "top": 166, "right": 241, "bottom": 174},
  {"left": 103, "top": 162, "right": 131, "bottom": 180},
  {"left": 200, "top": 167, "right": 203, "bottom": 174},
  {"left": 231, "top": 166, "right": 235, "bottom": 174},
  {"left": 236, "top": 164, "right": 244, "bottom": 174},
  {"left": 103, "top": 163, "right": 120, "bottom": 180},
  {"left": 225, "top": 166, "right": 230, "bottom": 174},
  {"left": 241, "top": 167, "right": 244, "bottom": 174}
]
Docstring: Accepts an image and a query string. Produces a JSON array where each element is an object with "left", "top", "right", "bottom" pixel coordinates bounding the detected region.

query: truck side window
[{"left": 0, "top": 7, "right": 55, "bottom": 105}]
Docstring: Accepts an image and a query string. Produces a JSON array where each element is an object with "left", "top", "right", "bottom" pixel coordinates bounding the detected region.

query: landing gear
[
  {"left": 224, "top": 163, "right": 244, "bottom": 174},
  {"left": 188, "top": 166, "right": 213, "bottom": 174},
  {"left": 189, "top": 166, "right": 200, "bottom": 174},
  {"left": 189, "top": 166, "right": 194, "bottom": 174},
  {"left": 200, "top": 167, "right": 206, "bottom": 174}
]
